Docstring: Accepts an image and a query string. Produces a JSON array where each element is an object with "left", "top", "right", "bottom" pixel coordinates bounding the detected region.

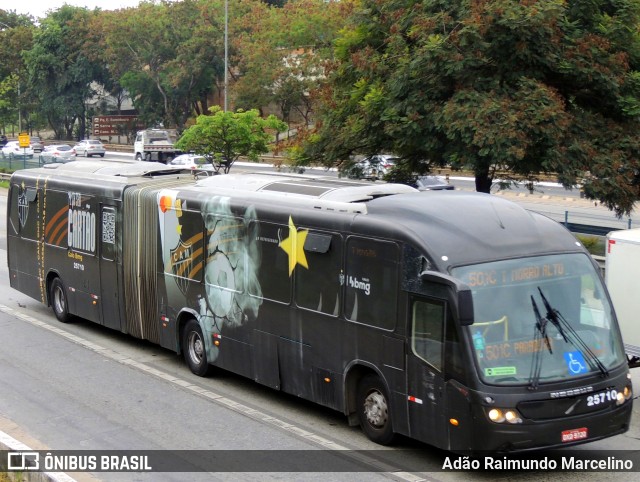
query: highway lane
[
  {"left": 0, "top": 264, "right": 406, "bottom": 481},
  {"left": 103, "top": 149, "right": 639, "bottom": 228}
]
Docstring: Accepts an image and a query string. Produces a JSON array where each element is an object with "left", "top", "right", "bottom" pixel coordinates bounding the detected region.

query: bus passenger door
[
  {"left": 406, "top": 295, "right": 447, "bottom": 446},
  {"left": 99, "top": 205, "right": 121, "bottom": 330}
]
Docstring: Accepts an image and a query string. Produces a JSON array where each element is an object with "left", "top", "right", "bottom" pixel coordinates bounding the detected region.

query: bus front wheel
[
  {"left": 182, "top": 319, "right": 211, "bottom": 377},
  {"left": 356, "top": 374, "right": 395, "bottom": 445},
  {"left": 50, "top": 278, "right": 70, "bottom": 323}
]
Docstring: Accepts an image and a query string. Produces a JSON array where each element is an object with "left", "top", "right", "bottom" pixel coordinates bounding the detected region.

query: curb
[{"left": 0, "top": 431, "right": 75, "bottom": 482}]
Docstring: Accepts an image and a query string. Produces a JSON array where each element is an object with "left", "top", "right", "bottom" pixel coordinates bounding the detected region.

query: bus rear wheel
[
  {"left": 182, "top": 319, "right": 211, "bottom": 377},
  {"left": 50, "top": 278, "right": 70, "bottom": 323},
  {"left": 356, "top": 374, "right": 395, "bottom": 445}
]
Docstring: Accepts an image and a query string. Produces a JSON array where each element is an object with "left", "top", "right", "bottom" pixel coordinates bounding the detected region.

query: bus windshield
[{"left": 451, "top": 253, "right": 626, "bottom": 386}]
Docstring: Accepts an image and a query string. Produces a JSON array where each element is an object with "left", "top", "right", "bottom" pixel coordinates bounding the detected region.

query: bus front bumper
[{"left": 467, "top": 401, "right": 632, "bottom": 452}]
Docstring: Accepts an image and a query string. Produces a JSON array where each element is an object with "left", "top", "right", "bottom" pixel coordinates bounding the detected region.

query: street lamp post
[
  {"left": 224, "top": 0, "right": 228, "bottom": 112},
  {"left": 18, "top": 83, "right": 21, "bottom": 132}
]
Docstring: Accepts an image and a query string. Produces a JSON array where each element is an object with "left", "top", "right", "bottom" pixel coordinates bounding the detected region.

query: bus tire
[
  {"left": 50, "top": 278, "right": 71, "bottom": 323},
  {"left": 356, "top": 374, "right": 395, "bottom": 445},
  {"left": 182, "top": 319, "right": 211, "bottom": 377}
]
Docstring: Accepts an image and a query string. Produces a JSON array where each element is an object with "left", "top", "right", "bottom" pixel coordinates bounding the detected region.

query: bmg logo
[{"left": 7, "top": 452, "right": 39, "bottom": 470}]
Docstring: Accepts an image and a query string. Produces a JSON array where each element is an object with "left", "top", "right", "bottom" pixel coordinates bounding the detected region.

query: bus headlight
[
  {"left": 504, "top": 410, "right": 521, "bottom": 424},
  {"left": 615, "top": 385, "right": 632, "bottom": 405},
  {"left": 488, "top": 408, "right": 504, "bottom": 423},
  {"left": 486, "top": 407, "right": 522, "bottom": 424}
]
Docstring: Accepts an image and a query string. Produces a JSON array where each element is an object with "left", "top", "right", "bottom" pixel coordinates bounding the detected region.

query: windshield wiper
[
  {"left": 537, "top": 287, "right": 608, "bottom": 378},
  {"left": 531, "top": 295, "right": 553, "bottom": 354},
  {"left": 529, "top": 295, "right": 551, "bottom": 390}
]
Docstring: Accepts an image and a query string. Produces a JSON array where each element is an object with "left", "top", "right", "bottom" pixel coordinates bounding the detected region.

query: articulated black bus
[{"left": 6, "top": 161, "right": 632, "bottom": 452}]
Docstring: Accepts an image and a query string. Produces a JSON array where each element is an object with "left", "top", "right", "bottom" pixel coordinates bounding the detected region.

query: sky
[{"left": 0, "top": 1, "right": 144, "bottom": 19}]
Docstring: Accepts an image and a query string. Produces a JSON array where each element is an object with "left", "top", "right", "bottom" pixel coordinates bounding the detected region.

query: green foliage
[
  {"left": 175, "top": 106, "right": 287, "bottom": 170},
  {"left": 307, "top": 0, "right": 640, "bottom": 216},
  {"left": 23, "top": 6, "right": 105, "bottom": 139},
  {"left": 0, "top": 15, "right": 35, "bottom": 132},
  {"left": 234, "top": 0, "right": 354, "bottom": 125},
  {"left": 575, "top": 234, "right": 605, "bottom": 257},
  {"left": 98, "top": 0, "right": 243, "bottom": 131}
]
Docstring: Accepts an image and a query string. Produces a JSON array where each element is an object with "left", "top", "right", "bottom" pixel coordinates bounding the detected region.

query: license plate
[{"left": 562, "top": 427, "right": 588, "bottom": 443}]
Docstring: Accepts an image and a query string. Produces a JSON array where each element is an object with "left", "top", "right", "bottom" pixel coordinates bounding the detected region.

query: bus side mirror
[
  {"left": 457, "top": 289, "right": 474, "bottom": 326},
  {"left": 420, "top": 270, "right": 474, "bottom": 326}
]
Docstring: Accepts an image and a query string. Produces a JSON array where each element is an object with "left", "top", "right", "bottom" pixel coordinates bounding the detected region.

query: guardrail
[{"left": 565, "top": 222, "right": 621, "bottom": 237}]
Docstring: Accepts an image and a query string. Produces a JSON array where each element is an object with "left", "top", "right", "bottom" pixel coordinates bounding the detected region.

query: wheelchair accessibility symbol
[{"left": 563, "top": 351, "right": 588, "bottom": 375}]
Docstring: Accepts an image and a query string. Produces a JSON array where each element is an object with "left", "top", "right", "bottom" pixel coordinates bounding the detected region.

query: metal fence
[{"left": 0, "top": 155, "right": 44, "bottom": 171}]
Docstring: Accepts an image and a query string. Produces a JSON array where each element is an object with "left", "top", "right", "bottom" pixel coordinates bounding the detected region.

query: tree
[
  {"left": 233, "top": 0, "right": 354, "bottom": 127},
  {"left": 175, "top": 106, "right": 287, "bottom": 172},
  {"left": 0, "top": 13, "right": 35, "bottom": 134},
  {"left": 23, "top": 6, "right": 107, "bottom": 140},
  {"left": 98, "top": 0, "right": 243, "bottom": 132},
  {"left": 306, "top": 0, "right": 640, "bottom": 217}
]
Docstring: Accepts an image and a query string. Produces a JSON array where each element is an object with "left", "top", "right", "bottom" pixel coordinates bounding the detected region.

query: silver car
[
  {"left": 74, "top": 139, "right": 106, "bottom": 157},
  {"left": 413, "top": 175, "right": 455, "bottom": 190},
  {"left": 39, "top": 144, "right": 76, "bottom": 164},
  {"left": 169, "top": 154, "right": 215, "bottom": 171},
  {"left": 30, "top": 136, "right": 44, "bottom": 152},
  {"left": 345, "top": 154, "right": 398, "bottom": 181},
  {"left": 1, "top": 141, "right": 34, "bottom": 159}
]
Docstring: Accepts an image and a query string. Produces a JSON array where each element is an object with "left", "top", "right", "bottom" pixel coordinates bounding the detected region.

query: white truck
[
  {"left": 133, "top": 129, "right": 181, "bottom": 163},
  {"left": 605, "top": 228, "right": 640, "bottom": 365}
]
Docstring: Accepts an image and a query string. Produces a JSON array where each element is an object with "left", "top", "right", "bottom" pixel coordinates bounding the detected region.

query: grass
[{"left": 576, "top": 234, "right": 606, "bottom": 257}]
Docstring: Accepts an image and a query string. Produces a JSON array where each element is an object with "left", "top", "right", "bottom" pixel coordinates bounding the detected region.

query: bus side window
[
  {"left": 16, "top": 186, "right": 39, "bottom": 240},
  {"left": 411, "top": 299, "right": 445, "bottom": 370},
  {"left": 8, "top": 185, "right": 20, "bottom": 236},
  {"left": 345, "top": 237, "right": 398, "bottom": 329},
  {"left": 166, "top": 208, "right": 204, "bottom": 283},
  {"left": 295, "top": 231, "right": 342, "bottom": 316},
  {"left": 250, "top": 221, "right": 291, "bottom": 304}
]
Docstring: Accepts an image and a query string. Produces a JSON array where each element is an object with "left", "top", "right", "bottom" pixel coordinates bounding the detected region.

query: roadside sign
[{"left": 18, "top": 132, "right": 30, "bottom": 148}]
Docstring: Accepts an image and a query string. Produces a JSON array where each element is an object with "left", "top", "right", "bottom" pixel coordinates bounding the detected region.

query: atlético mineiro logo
[
  {"left": 170, "top": 240, "right": 193, "bottom": 296},
  {"left": 18, "top": 186, "right": 29, "bottom": 227}
]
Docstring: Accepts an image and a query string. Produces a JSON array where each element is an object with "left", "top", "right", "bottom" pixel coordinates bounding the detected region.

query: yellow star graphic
[{"left": 279, "top": 216, "right": 309, "bottom": 276}]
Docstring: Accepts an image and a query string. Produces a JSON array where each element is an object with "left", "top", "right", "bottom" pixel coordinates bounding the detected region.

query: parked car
[
  {"left": 74, "top": 139, "right": 106, "bottom": 157},
  {"left": 39, "top": 144, "right": 76, "bottom": 164},
  {"left": 168, "top": 153, "right": 215, "bottom": 171},
  {"left": 413, "top": 175, "right": 455, "bottom": 191},
  {"left": 1, "top": 141, "right": 34, "bottom": 159},
  {"left": 30, "top": 136, "right": 44, "bottom": 152},
  {"left": 345, "top": 154, "right": 398, "bottom": 180}
]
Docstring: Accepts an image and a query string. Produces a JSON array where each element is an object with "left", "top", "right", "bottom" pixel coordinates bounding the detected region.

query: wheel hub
[
  {"left": 189, "top": 332, "right": 204, "bottom": 363},
  {"left": 363, "top": 390, "right": 388, "bottom": 428}
]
